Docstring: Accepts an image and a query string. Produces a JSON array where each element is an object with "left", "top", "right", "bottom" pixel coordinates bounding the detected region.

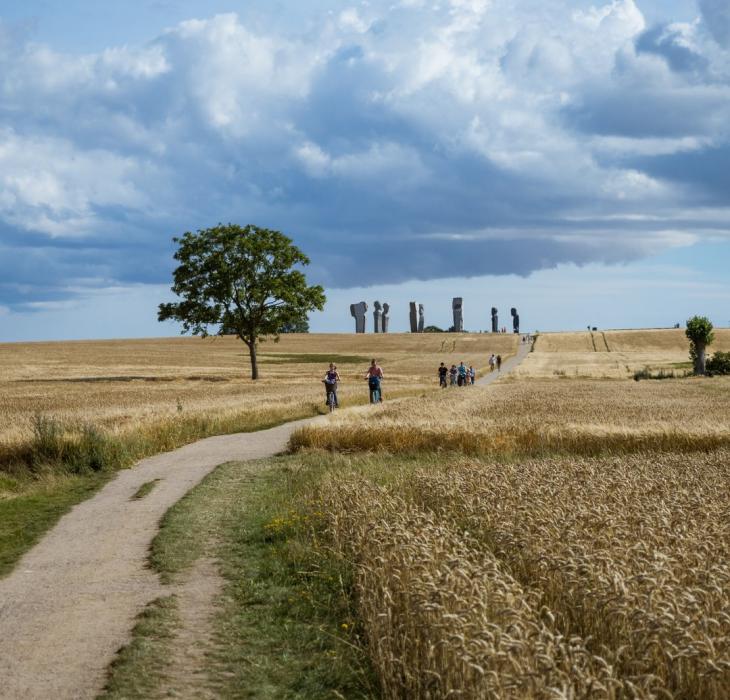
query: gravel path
[
  {"left": 0, "top": 416, "right": 322, "bottom": 700},
  {"left": 0, "top": 346, "right": 531, "bottom": 700},
  {"left": 476, "top": 339, "right": 531, "bottom": 385}
]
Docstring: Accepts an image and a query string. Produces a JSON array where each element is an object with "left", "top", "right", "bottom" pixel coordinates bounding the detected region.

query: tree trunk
[
  {"left": 695, "top": 342, "right": 706, "bottom": 376},
  {"left": 244, "top": 339, "right": 259, "bottom": 380}
]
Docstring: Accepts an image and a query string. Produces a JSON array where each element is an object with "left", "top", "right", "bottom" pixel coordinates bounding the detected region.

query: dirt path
[
  {"left": 476, "top": 339, "right": 531, "bottom": 385},
  {"left": 0, "top": 346, "right": 531, "bottom": 700},
  {"left": 0, "top": 416, "right": 321, "bottom": 700}
]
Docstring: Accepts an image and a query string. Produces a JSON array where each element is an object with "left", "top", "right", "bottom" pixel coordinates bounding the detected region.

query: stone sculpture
[
  {"left": 511, "top": 307, "right": 520, "bottom": 334},
  {"left": 409, "top": 302, "right": 418, "bottom": 333},
  {"left": 350, "top": 301, "right": 368, "bottom": 333},
  {"left": 491, "top": 307, "right": 498, "bottom": 333},
  {"left": 452, "top": 297, "right": 463, "bottom": 332},
  {"left": 373, "top": 301, "right": 382, "bottom": 334},
  {"left": 382, "top": 303, "right": 390, "bottom": 333},
  {"left": 418, "top": 304, "right": 425, "bottom": 333}
]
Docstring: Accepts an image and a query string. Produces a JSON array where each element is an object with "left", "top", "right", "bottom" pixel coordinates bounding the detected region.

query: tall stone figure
[
  {"left": 409, "top": 302, "right": 418, "bottom": 333},
  {"left": 373, "top": 301, "right": 382, "bottom": 334},
  {"left": 491, "top": 307, "right": 498, "bottom": 333},
  {"left": 350, "top": 301, "right": 368, "bottom": 333},
  {"left": 381, "top": 303, "right": 390, "bottom": 333},
  {"left": 418, "top": 304, "right": 425, "bottom": 333},
  {"left": 452, "top": 297, "right": 464, "bottom": 332},
  {"left": 511, "top": 307, "right": 520, "bottom": 334}
]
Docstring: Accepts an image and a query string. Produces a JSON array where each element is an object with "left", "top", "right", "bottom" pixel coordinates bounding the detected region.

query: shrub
[{"left": 706, "top": 350, "right": 730, "bottom": 376}]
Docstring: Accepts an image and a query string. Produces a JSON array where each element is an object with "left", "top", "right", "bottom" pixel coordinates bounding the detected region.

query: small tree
[
  {"left": 685, "top": 315, "right": 715, "bottom": 376},
  {"left": 158, "top": 224, "right": 325, "bottom": 380}
]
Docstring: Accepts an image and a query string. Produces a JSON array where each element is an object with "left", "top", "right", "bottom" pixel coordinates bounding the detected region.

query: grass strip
[
  {"left": 144, "top": 456, "right": 378, "bottom": 698},
  {"left": 0, "top": 472, "right": 108, "bottom": 577},
  {"left": 131, "top": 479, "right": 160, "bottom": 500},
  {"left": 100, "top": 596, "right": 179, "bottom": 699}
]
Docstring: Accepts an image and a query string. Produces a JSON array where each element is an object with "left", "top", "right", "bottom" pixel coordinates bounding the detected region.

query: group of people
[
  {"left": 323, "top": 358, "right": 383, "bottom": 409},
  {"left": 324, "top": 351, "right": 508, "bottom": 408},
  {"left": 438, "top": 362, "right": 476, "bottom": 387},
  {"left": 488, "top": 353, "right": 503, "bottom": 372}
]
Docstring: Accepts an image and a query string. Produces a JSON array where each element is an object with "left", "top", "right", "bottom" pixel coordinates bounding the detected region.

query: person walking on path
[
  {"left": 496, "top": 354, "right": 502, "bottom": 372},
  {"left": 449, "top": 364, "right": 458, "bottom": 386},
  {"left": 365, "top": 358, "right": 384, "bottom": 402},
  {"left": 488, "top": 354, "right": 496, "bottom": 372},
  {"left": 438, "top": 362, "right": 448, "bottom": 388},
  {"left": 469, "top": 365, "right": 476, "bottom": 385}
]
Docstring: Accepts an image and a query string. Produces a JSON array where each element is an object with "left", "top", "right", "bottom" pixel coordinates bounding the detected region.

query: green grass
[
  {"left": 100, "top": 596, "right": 179, "bottom": 699},
  {"left": 0, "top": 407, "right": 320, "bottom": 580},
  {"left": 132, "top": 479, "right": 160, "bottom": 500},
  {"left": 0, "top": 472, "right": 109, "bottom": 577},
  {"left": 106, "top": 457, "right": 378, "bottom": 698}
]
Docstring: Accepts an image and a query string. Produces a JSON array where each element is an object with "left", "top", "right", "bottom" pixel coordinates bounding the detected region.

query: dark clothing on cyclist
[{"left": 438, "top": 364, "right": 448, "bottom": 387}]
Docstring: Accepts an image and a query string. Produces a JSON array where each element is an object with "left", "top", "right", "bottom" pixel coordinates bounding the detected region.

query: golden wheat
[
  {"left": 306, "top": 450, "right": 729, "bottom": 698},
  {"left": 0, "top": 333, "right": 517, "bottom": 469},
  {"left": 291, "top": 376, "right": 730, "bottom": 455},
  {"left": 516, "top": 328, "right": 730, "bottom": 379}
]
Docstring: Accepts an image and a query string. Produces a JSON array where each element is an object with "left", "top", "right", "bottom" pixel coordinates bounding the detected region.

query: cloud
[
  {"left": 0, "top": 2, "right": 729, "bottom": 312},
  {"left": 699, "top": 0, "right": 730, "bottom": 47}
]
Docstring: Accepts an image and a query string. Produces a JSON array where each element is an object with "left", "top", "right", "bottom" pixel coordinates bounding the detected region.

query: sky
[{"left": 1, "top": 0, "right": 729, "bottom": 340}]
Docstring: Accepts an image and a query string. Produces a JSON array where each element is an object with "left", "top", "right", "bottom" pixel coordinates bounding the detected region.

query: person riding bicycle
[
  {"left": 365, "top": 359, "right": 384, "bottom": 402},
  {"left": 323, "top": 363, "right": 340, "bottom": 408}
]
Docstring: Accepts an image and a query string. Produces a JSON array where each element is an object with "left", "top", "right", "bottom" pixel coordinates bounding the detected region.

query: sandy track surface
[
  {"left": 0, "top": 416, "right": 320, "bottom": 700},
  {"left": 476, "top": 340, "right": 531, "bottom": 385}
]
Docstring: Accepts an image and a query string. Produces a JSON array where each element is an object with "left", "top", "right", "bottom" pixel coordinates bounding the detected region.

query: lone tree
[
  {"left": 685, "top": 315, "right": 715, "bottom": 376},
  {"left": 158, "top": 224, "right": 325, "bottom": 379}
]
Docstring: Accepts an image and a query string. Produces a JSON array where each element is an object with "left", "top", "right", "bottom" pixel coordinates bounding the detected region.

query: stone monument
[
  {"left": 511, "top": 307, "right": 520, "bottom": 334},
  {"left": 350, "top": 301, "right": 368, "bottom": 333},
  {"left": 418, "top": 304, "right": 425, "bottom": 333},
  {"left": 491, "top": 307, "right": 498, "bottom": 333},
  {"left": 373, "top": 301, "right": 382, "bottom": 334},
  {"left": 409, "top": 302, "right": 418, "bottom": 333},
  {"left": 381, "top": 303, "right": 390, "bottom": 333},
  {"left": 452, "top": 297, "right": 463, "bottom": 332}
]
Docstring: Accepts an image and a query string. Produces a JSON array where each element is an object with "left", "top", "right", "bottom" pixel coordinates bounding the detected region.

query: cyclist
[
  {"left": 438, "top": 362, "right": 448, "bottom": 388},
  {"left": 365, "top": 358, "right": 384, "bottom": 402},
  {"left": 323, "top": 363, "right": 340, "bottom": 408}
]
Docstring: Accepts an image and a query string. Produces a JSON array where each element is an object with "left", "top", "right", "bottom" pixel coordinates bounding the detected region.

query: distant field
[
  {"left": 0, "top": 332, "right": 516, "bottom": 478},
  {"left": 514, "top": 328, "right": 730, "bottom": 379},
  {"left": 292, "top": 374, "right": 730, "bottom": 456}
]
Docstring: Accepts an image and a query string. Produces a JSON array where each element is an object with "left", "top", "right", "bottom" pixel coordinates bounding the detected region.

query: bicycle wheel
[{"left": 328, "top": 391, "right": 336, "bottom": 412}]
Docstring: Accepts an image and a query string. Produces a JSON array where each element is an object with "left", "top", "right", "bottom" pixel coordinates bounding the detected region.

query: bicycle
[
  {"left": 368, "top": 377, "right": 382, "bottom": 404},
  {"left": 323, "top": 380, "right": 338, "bottom": 412}
]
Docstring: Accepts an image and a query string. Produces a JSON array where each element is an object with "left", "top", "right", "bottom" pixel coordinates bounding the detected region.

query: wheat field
[
  {"left": 514, "top": 328, "right": 730, "bottom": 379},
  {"left": 287, "top": 328, "right": 730, "bottom": 697},
  {"left": 292, "top": 374, "right": 730, "bottom": 455},
  {"left": 0, "top": 333, "right": 516, "bottom": 480},
  {"left": 309, "top": 449, "right": 730, "bottom": 698}
]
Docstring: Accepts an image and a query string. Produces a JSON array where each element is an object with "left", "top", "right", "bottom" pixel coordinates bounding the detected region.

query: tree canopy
[
  {"left": 158, "top": 224, "right": 325, "bottom": 379},
  {"left": 685, "top": 315, "right": 715, "bottom": 376}
]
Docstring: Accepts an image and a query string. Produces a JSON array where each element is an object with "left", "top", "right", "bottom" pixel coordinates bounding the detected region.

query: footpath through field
[
  {"left": 0, "top": 344, "right": 530, "bottom": 700},
  {"left": 475, "top": 338, "right": 531, "bottom": 385}
]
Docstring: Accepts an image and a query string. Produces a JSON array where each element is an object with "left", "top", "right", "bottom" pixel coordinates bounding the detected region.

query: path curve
[
  {"left": 0, "top": 415, "right": 322, "bottom": 700},
  {"left": 0, "top": 345, "right": 531, "bottom": 700}
]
